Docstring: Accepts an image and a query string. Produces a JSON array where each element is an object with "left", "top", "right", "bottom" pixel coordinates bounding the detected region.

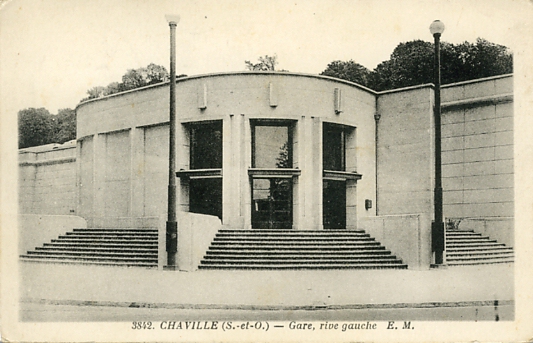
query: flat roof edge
[
  {"left": 440, "top": 73, "right": 513, "bottom": 88},
  {"left": 75, "top": 71, "right": 377, "bottom": 110},
  {"left": 75, "top": 71, "right": 513, "bottom": 110},
  {"left": 377, "top": 73, "right": 513, "bottom": 95},
  {"left": 377, "top": 83, "right": 434, "bottom": 95}
]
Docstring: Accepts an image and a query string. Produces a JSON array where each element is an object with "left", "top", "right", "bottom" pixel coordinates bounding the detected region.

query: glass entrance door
[
  {"left": 252, "top": 178, "right": 292, "bottom": 229},
  {"left": 323, "top": 180, "right": 346, "bottom": 229}
]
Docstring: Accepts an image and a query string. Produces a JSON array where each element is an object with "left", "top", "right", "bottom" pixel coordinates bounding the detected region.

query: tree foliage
[
  {"left": 18, "top": 107, "right": 76, "bottom": 149},
  {"left": 245, "top": 55, "right": 279, "bottom": 71},
  {"left": 321, "top": 38, "right": 513, "bottom": 91},
  {"left": 320, "top": 60, "right": 372, "bottom": 87},
  {"left": 54, "top": 108, "right": 77, "bottom": 144},
  {"left": 18, "top": 108, "right": 54, "bottom": 149},
  {"left": 82, "top": 63, "right": 186, "bottom": 102}
]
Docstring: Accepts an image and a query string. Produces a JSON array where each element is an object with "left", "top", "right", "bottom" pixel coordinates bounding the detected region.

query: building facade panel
[
  {"left": 19, "top": 73, "right": 514, "bottom": 242},
  {"left": 376, "top": 87, "right": 434, "bottom": 218},
  {"left": 19, "top": 143, "right": 77, "bottom": 215},
  {"left": 441, "top": 75, "right": 513, "bottom": 219},
  {"left": 75, "top": 73, "right": 378, "bottom": 230}
]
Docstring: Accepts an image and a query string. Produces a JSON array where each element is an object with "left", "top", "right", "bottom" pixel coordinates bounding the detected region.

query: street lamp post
[
  {"left": 430, "top": 20, "right": 445, "bottom": 265},
  {"left": 165, "top": 14, "right": 180, "bottom": 268}
]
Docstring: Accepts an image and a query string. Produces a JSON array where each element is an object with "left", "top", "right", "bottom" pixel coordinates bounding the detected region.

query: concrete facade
[
  {"left": 440, "top": 75, "right": 513, "bottom": 220},
  {"left": 18, "top": 72, "right": 514, "bottom": 268},
  {"left": 74, "top": 72, "right": 378, "bottom": 230},
  {"left": 19, "top": 141, "right": 77, "bottom": 215}
]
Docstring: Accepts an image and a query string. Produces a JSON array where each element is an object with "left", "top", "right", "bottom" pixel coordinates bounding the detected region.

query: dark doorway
[
  {"left": 323, "top": 180, "right": 346, "bottom": 229},
  {"left": 189, "top": 178, "right": 222, "bottom": 219},
  {"left": 323, "top": 124, "right": 345, "bottom": 172},
  {"left": 252, "top": 178, "right": 292, "bottom": 229}
]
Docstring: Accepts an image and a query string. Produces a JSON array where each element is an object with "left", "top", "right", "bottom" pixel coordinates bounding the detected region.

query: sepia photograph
[{"left": 1, "top": 0, "right": 532, "bottom": 341}]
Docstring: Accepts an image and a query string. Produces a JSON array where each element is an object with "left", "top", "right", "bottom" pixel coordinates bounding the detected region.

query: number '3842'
[{"left": 132, "top": 321, "right": 154, "bottom": 329}]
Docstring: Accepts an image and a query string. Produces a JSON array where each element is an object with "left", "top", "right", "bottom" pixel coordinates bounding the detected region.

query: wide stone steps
[
  {"left": 445, "top": 245, "right": 512, "bottom": 252},
  {"left": 203, "top": 254, "right": 398, "bottom": 260},
  {"left": 205, "top": 250, "right": 392, "bottom": 256},
  {"left": 20, "top": 228, "right": 158, "bottom": 268},
  {"left": 26, "top": 250, "right": 157, "bottom": 258},
  {"left": 20, "top": 257, "right": 158, "bottom": 268},
  {"left": 199, "top": 263, "right": 406, "bottom": 270},
  {"left": 199, "top": 230, "right": 407, "bottom": 270},
  {"left": 445, "top": 229, "right": 514, "bottom": 265},
  {"left": 35, "top": 246, "right": 157, "bottom": 253},
  {"left": 55, "top": 235, "right": 156, "bottom": 241}
]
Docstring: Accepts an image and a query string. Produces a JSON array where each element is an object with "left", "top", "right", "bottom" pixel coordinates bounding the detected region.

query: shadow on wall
[
  {"left": 358, "top": 213, "right": 432, "bottom": 270},
  {"left": 19, "top": 214, "right": 87, "bottom": 256},
  {"left": 174, "top": 213, "right": 222, "bottom": 271}
]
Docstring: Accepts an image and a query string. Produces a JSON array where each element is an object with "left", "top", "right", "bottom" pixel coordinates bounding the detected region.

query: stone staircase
[
  {"left": 20, "top": 228, "right": 158, "bottom": 268},
  {"left": 445, "top": 229, "right": 514, "bottom": 265},
  {"left": 20, "top": 227, "right": 512, "bottom": 269},
  {"left": 198, "top": 229, "right": 408, "bottom": 270}
]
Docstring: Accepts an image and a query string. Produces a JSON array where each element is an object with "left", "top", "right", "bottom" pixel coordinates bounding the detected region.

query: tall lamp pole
[
  {"left": 165, "top": 14, "right": 180, "bottom": 268},
  {"left": 430, "top": 20, "right": 445, "bottom": 265}
]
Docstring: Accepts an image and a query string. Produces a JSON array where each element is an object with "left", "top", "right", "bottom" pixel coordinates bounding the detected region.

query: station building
[{"left": 19, "top": 72, "right": 514, "bottom": 269}]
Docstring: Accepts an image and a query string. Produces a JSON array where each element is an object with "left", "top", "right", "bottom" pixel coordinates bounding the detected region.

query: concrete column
[
  {"left": 292, "top": 119, "right": 301, "bottom": 230},
  {"left": 222, "top": 115, "right": 237, "bottom": 228},
  {"left": 177, "top": 123, "right": 189, "bottom": 214},
  {"left": 130, "top": 127, "right": 145, "bottom": 223},
  {"left": 75, "top": 141, "right": 82, "bottom": 216},
  {"left": 312, "top": 117, "right": 324, "bottom": 230},
  {"left": 346, "top": 180, "right": 357, "bottom": 230},
  {"left": 241, "top": 114, "right": 252, "bottom": 229},
  {"left": 92, "top": 133, "right": 106, "bottom": 226},
  {"left": 299, "top": 117, "right": 322, "bottom": 230},
  {"left": 346, "top": 128, "right": 357, "bottom": 229}
]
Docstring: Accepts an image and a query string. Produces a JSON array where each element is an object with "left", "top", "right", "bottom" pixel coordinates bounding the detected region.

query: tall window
[
  {"left": 323, "top": 123, "right": 349, "bottom": 229},
  {"left": 251, "top": 121, "right": 294, "bottom": 229},
  {"left": 252, "top": 122, "right": 292, "bottom": 169},
  {"left": 188, "top": 121, "right": 223, "bottom": 219},
  {"left": 190, "top": 121, "right": 222, "bottom": 169},
  {"left": 323, "top": 123, "right": 345, "bottom": 171}
]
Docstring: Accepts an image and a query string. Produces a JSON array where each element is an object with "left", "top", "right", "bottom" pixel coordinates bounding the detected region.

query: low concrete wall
[
  {"left": 86, "top": 216, "right": 159, "bottom": 228},
  {"left": 358, "top": 213, "right": 432, "bottom": 270},
  {"left": 455, "top": 217, "right": 514, "bottom": 248},
  {"left": 177, "top": 213, "right": 222, "bottom": 272},
  {"left": 19, "top": 214, "right": 87, "bottom": 255}
]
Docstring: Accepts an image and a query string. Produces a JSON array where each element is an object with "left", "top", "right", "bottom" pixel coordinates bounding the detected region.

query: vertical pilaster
[
  {"left": 177, "top": 123, "right": 189, "bottom": 214},
  {"left": 130, "top": 127, "right": 145, "bottom": 223},
  {"left": 346, "top": 180, "right": 358, "bottom": 230},
  {"left": 312, "top": 117, "right": 324, "bottom": 230},
  {"left": 75, "top": 141, "right": 82, "bottom": 216},
  {"left": 292, "top": 119, "right": 301, "bottom": 230},
  {"left": 93, "top": 133, "right": 106, "bottom": 226},
  {"left": 241, "top": 114, "right": 252, "bottom": 229},
  {"left": 346, "top": 128, "right": 358, "bottom": 229},
  {"left": 222, "top": 115, "right": 239, "bottom": 228},
  {"left": 299, "top": 116, "right": 322, "bottom": 230}
]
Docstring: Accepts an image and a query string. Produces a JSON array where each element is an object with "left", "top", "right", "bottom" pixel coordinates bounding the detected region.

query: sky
[{"left": 0, "top": 0, "right": 532, "bottom": 116}]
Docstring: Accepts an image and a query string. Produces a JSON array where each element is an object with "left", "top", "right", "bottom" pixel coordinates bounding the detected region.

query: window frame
[
  {"left": 251, "top": 120, "right": 294, "bottom": 169},
  {"left": 188, "top": 120, "right": 223, "bottom": 170}
]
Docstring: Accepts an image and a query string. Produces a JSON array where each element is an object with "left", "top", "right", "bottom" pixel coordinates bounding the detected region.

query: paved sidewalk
[{"left": 19, "top": 261, "right": 514, "bottom": 310}]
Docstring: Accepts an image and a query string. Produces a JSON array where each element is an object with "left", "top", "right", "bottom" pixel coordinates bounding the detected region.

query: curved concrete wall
[
  {"left": 77, "top": 72, "right": 376, "bottom": 137},
  {"left": 76, "top": 72, "right": 378, "bottom": 229}
]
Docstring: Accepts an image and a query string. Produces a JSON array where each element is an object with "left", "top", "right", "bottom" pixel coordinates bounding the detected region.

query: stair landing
[{"left": 199, "top": 229, "right": 408, "bottom": 270}]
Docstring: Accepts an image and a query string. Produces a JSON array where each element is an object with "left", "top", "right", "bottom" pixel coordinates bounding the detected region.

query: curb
[{"left": 21, "top": 298, "right": 514, "bottom": 311}]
